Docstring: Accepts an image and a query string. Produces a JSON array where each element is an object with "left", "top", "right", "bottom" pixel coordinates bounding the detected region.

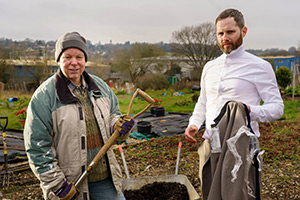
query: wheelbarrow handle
[
  {"left": 75, "top": 88, "right": 154, "bottom": 188},
  {"left": 0, "top": 116, "right": 8, "bottom": 131}
]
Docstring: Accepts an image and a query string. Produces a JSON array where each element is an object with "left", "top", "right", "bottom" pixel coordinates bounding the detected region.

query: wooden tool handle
[
  {"left": 75, "top": 130, "right": 120, "bottom": 187},
  {"left": 75, "top": 88, "right": 154, "bottom": 188},
  {"left": 127, "top": 88, "right": 155, "bottom": 119}
]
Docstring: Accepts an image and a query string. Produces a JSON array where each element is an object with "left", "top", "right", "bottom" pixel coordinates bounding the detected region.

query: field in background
[{"left": 0, "top": 89, "right": 299, "bottom": 130}]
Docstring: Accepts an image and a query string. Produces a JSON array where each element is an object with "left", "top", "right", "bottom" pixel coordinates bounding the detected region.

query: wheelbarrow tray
[{"left": 122, "top": 174, "right": 200, "bottom": 200}]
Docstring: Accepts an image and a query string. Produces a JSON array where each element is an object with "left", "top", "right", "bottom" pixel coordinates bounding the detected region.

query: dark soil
[
  {"left": 124, "top": 181, "right": 189, "bottom": 200},
  {"left": 0, "top": 121, "right": 299, "bottom": 199}
]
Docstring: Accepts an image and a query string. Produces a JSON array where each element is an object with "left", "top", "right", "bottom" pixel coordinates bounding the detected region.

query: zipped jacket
[{"left": 24, "top": 69, "right": 123, "bottom": 200}]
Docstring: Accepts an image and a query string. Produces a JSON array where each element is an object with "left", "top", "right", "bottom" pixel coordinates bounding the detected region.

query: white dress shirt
[{"left": 189, "top": 45, "right": 284, "bottom": 138}]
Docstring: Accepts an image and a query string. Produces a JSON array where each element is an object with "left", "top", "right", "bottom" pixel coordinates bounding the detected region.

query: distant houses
[
  {"left": 4, "top": 59, "right": 111, "bottom": 91},
  {"left": 2, "top": 55, "right": 299, "bottom": 91}
]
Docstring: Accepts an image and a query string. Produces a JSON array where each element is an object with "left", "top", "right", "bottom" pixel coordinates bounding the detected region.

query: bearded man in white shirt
[
  {"left": 184, "top": 8, "right": 284, "bottom": 199},
  {"left": 185, "top": 8, "right": 283, "bottom": 142}
]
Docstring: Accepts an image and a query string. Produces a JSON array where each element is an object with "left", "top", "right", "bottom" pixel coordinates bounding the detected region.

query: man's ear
[{"left": 242, "top": 26, "right": 247, "bottom": 38}]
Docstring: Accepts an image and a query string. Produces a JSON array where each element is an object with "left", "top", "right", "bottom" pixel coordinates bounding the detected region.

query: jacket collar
[{"left": 55, "top": 69, "right": 101, "bottom": 103}]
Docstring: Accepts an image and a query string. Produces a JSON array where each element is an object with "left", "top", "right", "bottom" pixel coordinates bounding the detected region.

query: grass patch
[
  {"left": 0, "top": 89, "right": 299, "bottom": 131},
  {"left": 282, "top": 100, "right": 300, "bottom": 121},
  {"left": 118, "top": 89, "right": 199, "bottom": 114},
  {"left": 0, "top": 91, "right": 31, "bottom": 130}
]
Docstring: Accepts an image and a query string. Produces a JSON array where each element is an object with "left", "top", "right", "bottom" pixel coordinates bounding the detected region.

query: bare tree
[
  {"left": 170, "top": 22, "right": 221, "bottom": 78},
  {"left": 112, "top": 43, "right": 166, "bottom": 82}
]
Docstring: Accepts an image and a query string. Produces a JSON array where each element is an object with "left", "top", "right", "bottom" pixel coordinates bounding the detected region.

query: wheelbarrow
[{"left": 119, "top": 142, "right": 200, "bottom": 200}]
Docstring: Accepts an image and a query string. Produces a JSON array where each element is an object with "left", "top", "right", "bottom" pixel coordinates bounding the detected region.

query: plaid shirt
[{"left": 66, "top": 76, "right": 87, "bottom": 97}]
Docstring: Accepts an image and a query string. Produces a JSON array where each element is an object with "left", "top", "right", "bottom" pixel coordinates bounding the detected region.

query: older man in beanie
[{"left": 24, "top": 32, "right": 134, "bottom": 200}]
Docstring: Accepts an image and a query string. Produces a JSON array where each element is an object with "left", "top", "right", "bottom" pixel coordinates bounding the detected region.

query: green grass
[
  {"left": 118, "top": 89, "right": 199, "bottom": 115},
  {"left": 0, "top": 89, "right": 299, "bottom": 130},
  {"left": 0, "top": 91, "right": 31, "bottom": 130},
  {"left": 282, "top": 100, "right": 300, "bottom": 121}
]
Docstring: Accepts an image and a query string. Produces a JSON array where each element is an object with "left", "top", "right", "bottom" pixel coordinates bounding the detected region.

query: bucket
[
  {"left": 155, "top": 107, "right": 165, "bottom": 117},
  {"left": 150, "top": 107, "right": 156, "bottom": 115},
  {"left": 137, "top": 121, "right": 151, "bottom": 135}
]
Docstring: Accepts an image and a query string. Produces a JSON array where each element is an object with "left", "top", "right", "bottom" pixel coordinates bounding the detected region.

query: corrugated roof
[{"left": 260, "top": 55, "right": 299, "bottom": 59}]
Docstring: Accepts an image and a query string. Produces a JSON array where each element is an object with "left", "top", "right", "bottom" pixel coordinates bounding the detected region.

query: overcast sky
[{"left": 0, "top": 0, "right": 299, "bottom": 50}]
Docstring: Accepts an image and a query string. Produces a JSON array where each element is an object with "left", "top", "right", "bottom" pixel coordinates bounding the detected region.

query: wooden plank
[{"left": 0, "top": 146, "right": 25, "bottom": 151}]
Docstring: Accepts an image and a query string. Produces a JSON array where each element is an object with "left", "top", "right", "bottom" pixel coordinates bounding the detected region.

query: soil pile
[{"left": 124, "top": 181, "right": 189, "bottom": 200}]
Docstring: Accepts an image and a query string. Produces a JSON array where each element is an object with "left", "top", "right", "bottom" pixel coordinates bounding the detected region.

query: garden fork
[{"left": 0, "top": 116, "right": 14, "bottom": 186}]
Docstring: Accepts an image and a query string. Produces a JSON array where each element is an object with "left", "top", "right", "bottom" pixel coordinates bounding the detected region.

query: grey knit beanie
[{"left": 55, "top": 32, "right": 88, "bottom": 62}]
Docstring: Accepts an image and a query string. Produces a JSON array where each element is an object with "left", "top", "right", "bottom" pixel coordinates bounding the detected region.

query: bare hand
[{"left": 184, "top": 125, "right": 198, "bottom": 143}]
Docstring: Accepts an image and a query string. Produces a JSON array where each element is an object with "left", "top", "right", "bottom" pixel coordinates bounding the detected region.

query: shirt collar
[
  {"left": 226, "top": 45, "right": 244, "bottom": 58},
  {"left": 66, "top": 76, "right": 87, "bottom": 92}
]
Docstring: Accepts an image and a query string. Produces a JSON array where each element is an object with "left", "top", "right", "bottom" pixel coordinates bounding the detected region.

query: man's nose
[
  {"left": 70, "top": 57, "right": 78, "bottom": 65},
  {"left": 222, "top": 33, "right": 230, "bottom": 41}
]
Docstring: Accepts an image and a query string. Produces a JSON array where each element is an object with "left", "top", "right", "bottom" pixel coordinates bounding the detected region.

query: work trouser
[{"left": 88, "top": 177, "right": 125, "bottom": 200}]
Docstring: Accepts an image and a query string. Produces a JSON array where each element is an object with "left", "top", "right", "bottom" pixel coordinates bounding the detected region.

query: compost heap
[{"left": 124, "top": 181, "right": 189, "bottom": 200}]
